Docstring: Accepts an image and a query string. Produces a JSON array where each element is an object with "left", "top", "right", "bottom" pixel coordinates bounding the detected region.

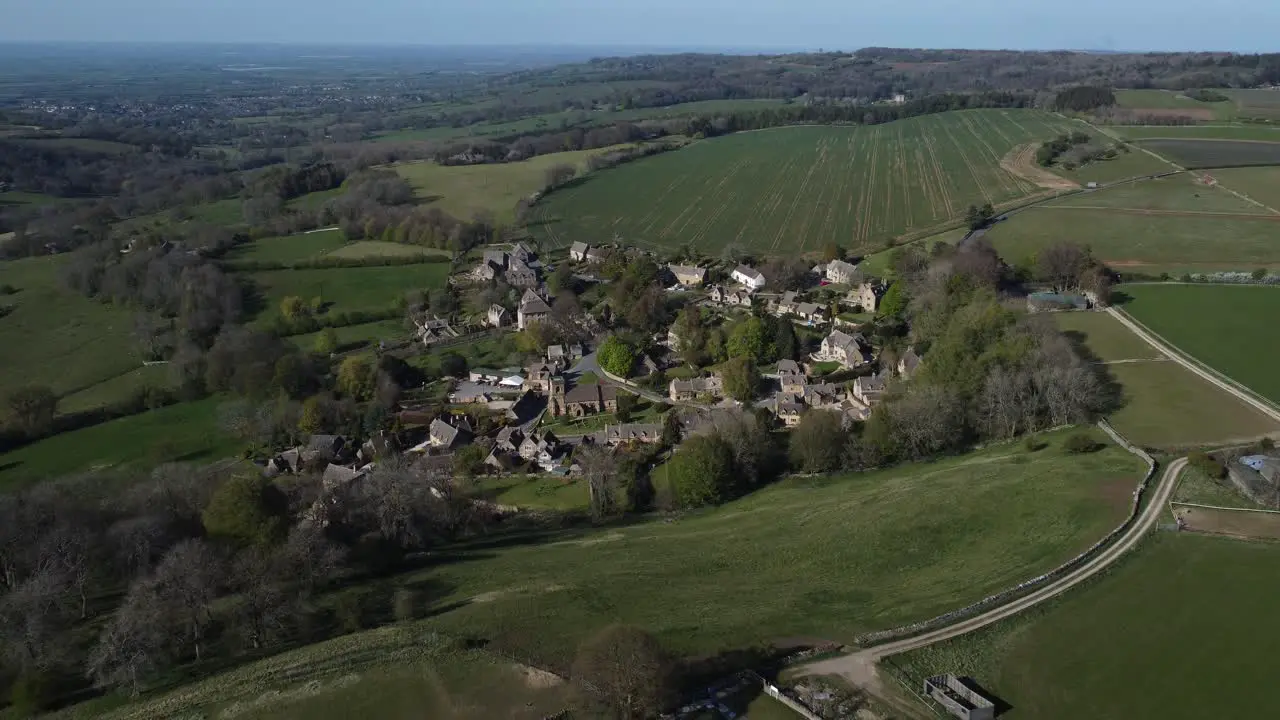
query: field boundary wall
[
  {"left": 761, "top": 682, "right": 824, "bottom": 720},
  {"left": 854, "top": 419, "right": 1155, "bottom": 646}
]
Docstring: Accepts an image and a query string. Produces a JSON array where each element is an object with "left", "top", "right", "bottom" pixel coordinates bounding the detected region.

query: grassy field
[
  {"left": 1136, "top": 138, "right": 1280, "bottom": 169},
  {"left": 891, "top": 533, "right": 1280, "bottom": 720},
  {"left": 12, "top": 136, "right": 138, "bottom": 154},
  {"left": 1113, "top": 89, "right": 1237, "bottom": 120},
  {"left": 1054, "top": 147, "right": 1173, "bottom": 185},
  {"left": 1113, "top": 125, "right": 1280, "bottom": 142},
  {"left": 226, "top": 229, "right": 349, "bottom": 263},
  {"left": 0, "top": 397, "right": 237, "bottom": 489},
  {"left": 58, "top": 627, "right": 570, "bottom": 720},
  {"left": 531, "top": 109, "right": 1082, "bottom": 255},
  {"left": 1052, "top": 311, "right": 1279, "bottom": 447},
  {"left": 1120, "top": 284, "right": 1280, "bottom": 404},
  {"left": 1174, "top": 464, "right": 1261, "bottom": 509},
  {"left": 57, "top": 365, "right": 176, "bottom": 415},
  {"left": 857, "top": 227, "right": 968, "bottom": 278},
  {"left": 1048, "top": 172, "right": 1268, "bottom": 214},
  {"left": 1226, "top": 88, "right": 1280, "bottom": 120},
  {"left": 326, "top": 241, "right": 447, "bottom": 260},
  {"left": 287, "top": 318, "right": 408, "bottom": 352},
  {"left": 402, "top": 427, "right": 1143, "bottom": 666},
  {"left": 0, "top": 255, "right": 142, "bottom": 408},
  {"left": 1211, "top": 166, "right": 1280, "bottom": 210},
  {"left": 393, "top": 145, "right": 632, "bottom": 224},
  {"left": 476, "top": 476, "right": 592, "bottom": 511},
  {"left": 247, "top": 264, "right": 450, "bottom": 325},
  {"left": 987, "top": 207, "right": 1280, "bottom": 274}
]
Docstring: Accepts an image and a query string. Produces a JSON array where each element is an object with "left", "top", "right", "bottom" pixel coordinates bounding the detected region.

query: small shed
[{"left": 924, "top": 675, "right": 995, "bottom": 720}]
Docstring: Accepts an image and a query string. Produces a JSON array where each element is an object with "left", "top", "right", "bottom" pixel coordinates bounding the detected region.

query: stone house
[
  {"left": 428, "top": 417, "right": 472, "bottom": 450},
  {"left": 416, "top": 316, "right": 460, "bottom": 345},
  {"left": 825, "top": 259, "right": 861, "bottom": 285},
  {"left": 668, "top": 374, "right": 724, "bottom": 402},
  {"left": 848, "top": 282, "right": 886, "bottom": 313},
  {"left": 775, "top": 400, "right": 806, "bottom": 428},
  {"left": 518, "top": 288, "right": 552, "bottom": 329},
  {"left": 667, "top": 264, "right": 707, "bottom": 287},
  {"left": 897, "top": 347, "right": 922, "bottom": 377},
  {"left": 523, "top": 362, "right": 558, "bottom": 393},
  {"left": 853, "top": 373, "right": 889, "bottom": 406},
  {"left": 816, "top": 330, "right": 868, "bottom": 368},
  {"left": 569, "top": 242, "right": 590, "bottom": 262},
  {"left": 596, "top": 423, "right": 663, "bottom": 446},
  {"left": 504, "top": 259, "right": 539, "bottom": 288}
]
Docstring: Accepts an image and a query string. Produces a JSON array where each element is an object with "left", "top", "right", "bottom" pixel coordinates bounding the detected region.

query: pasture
[
  {"left": 891, "top": 534, "right": 1280, "bottom": 720},
  {"left": 393, "top": 145, "right": 632, "bottom": 224},
  {"left": 287, "top": 318, "right": 407, "bottom": 352},
  {"left": 1048, "top": 172, "right": 1267, "bottom": 214},
  {"left": 1114, "top": 125, "right": 1280, "bottom": 142},
  {"left": 1054, "top": 147, "right": 1172, "bottom": 185},
  {"left": 1120, "top": 284, "right": 1280, "bottom": 404},
  {"left": 0, "top": 255, "right": 141, "bottom": 410},
  {"left": 1052, "top": 311, "right": 1279, "bottom": 448},
  {"left": 247, "top": 264, "right": 450, "bottom": 325},
  {"left": 62, "top": 628, "right": 570, "bottom": 720},
  {"left": 405, "top": 428, "right": 1142, "bottom": 666},
  {"left": 530, "top": 109, "right": 1082, "bottom": 255},
  {"left": 225, "top": 228, "right": 349, "bottom": 263},
  {"left": 1212, "top": 166, "right": 1280, "bottom": 211},
  {"left": 1113, "top": 89, "right": 1236, "bottom": 120},
  {"left": 1226, "top": 88, "right": 1280, "bottom": 120},
  {"left": 986, "top": 207, "right": 1280, "bottom": 274},
  {"left": 1136, "top": 138, "right": 1280, "bottom": 168},
  {"left": 0, "top": 397, "right": 236, "bottom": 489}
]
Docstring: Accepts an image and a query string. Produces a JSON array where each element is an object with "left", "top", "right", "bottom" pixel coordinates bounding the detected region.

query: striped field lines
[{"left": 532, "top": 109, "right": 1081, "bottom": 254}]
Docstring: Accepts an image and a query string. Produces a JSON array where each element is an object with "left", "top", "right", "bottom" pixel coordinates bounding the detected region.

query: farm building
[
  {"left": 1026, "top": 292, "right": 1091, "bottom": 312},
  {"left": 569, "top": 241, "right": 590, "bottom": 262},
  {"left": 923, "top": 675, "right": 995, "bottom": 720},
  {"left": 848, "top": 281, "right": 886, "bottom": 313}
]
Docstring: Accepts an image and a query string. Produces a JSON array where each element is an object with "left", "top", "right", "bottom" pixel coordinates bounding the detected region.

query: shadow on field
[
  {"left": 1109, "top": 289, "right": 1135, "bottom": 306},
  {"left": 1061, "top": 329, "right": 1125, "bottom": 415},
  {"left": 960, "top": 676, "right": 1014, "bottom": 716}
]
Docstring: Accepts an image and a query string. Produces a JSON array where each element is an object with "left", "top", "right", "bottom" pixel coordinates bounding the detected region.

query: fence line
[
  {"left": 760, "top": 681, "right": 824, "bottom": 720},
  {"left": 1171, "top": 501, "right": 1280, "bottom": 515},
  {"left": 855, "top": 419, "right": 1156, "bottom": 646}
]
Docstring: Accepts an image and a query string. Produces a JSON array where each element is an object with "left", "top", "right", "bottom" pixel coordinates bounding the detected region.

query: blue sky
[{"left": 2, "top": 0, "right": 1277, "bottom": 52}]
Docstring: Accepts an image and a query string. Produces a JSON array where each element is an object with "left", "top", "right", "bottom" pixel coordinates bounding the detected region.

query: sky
[{"left": 2, "top": 0, "right": 1277, "bottom": 53}]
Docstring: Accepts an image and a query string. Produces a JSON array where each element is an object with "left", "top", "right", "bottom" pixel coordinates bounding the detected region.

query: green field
[
  {"left": 1054, "top": 147, "right": 1174, "bottom": 185},
  {"left": 393, "top": 145, "right": 633, "bottom": 224},
  {"left": 57, "top": 365, "right": 176, "bottom": 415},
  {"left": 0, "top": 397, "right": 236, "bottom": 489},
  {"left": 987, "top": 207, "right": 1280, "bottom": 274},
  {"left": 60, "top": 627, "right": 569, "bottom": 720},
  {"left": 226, "top": 229, "right": 349, "bottom": 263},
  {"left": 1137, "top": 138, "right": 1280, "bottom": 169},
  {"left": 287, "top": 318, "right": 407, "bottom": 352},
  {"left": 531, "top": 109, "right": 1081, "bottom": 255},
  {"left": 326, "top": 241, "right": 448, "bottom": 260},
  {"left": 1114, "top": 125, "right": 1280, "bottom": 142},
  {"left": 402, "top": 428, "right": 1142, "bottom": 666},
  {"left": 1174, "top": 464, "right": 1261, "bottom": 509},
  {"left": 892, "top": 533, "right": 1280, "bottom": 720},
  {"left": 1052, "top": 311, "right": 1279, "bottom": 447},
  {"left": 1048, "top": 172, "right": 1267, "bottom": 214},
  {"left": 12, "top": 136, "right": 138, "bottom": 154},
  {"left": 1113, "top": 89, "right": 1237, "bottom": 120},
  {"left": 0, "top": 190, "right": 66, "bottom": 207},
  {"left": 1120, "top": 284, "right": 1280, "bottom": 404},
  {"left": 1211, "top": 166, "right": 1280, "bottom": 210},
  {"left": 247, "top": 264, "right": 450, "bottom": 325},
  {"left": 1226, "top": 89, "right": 1280, "bottom": 120},
  {"left": 0, "top": 255, "right": 141, "bottom": 408}
]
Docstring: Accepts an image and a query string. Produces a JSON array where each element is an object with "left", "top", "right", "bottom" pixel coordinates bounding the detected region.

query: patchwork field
[
  {"left": 987, "top": 207, "right": 1280, "bottom": 274},
  {"left": 892, "top": 534, "right": 1280, "bottom": 720},
  {"left": 531, "top": 109, "right": 1083, "bottom": 255},
  {"left": 393, "top": 144, "right": 635, "bottom": 224},
  {"left": 404, "top": 428, "right": 1143, "bottom": 666},
  {"left": 1054, "top": 147, "right": 1173, "bottom": 185},
  {"left": 1136, "top": 138, "right": 1280, "bottom": 169},
  {"left": 1120, "top": 284, "right": 1280, "bottom": 404},
  {"left": 1052, "top": 311, "right": 1279, "bottom": 448}
]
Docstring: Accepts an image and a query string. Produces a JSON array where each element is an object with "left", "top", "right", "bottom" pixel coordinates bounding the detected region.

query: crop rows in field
[{"left": 530, "top": 109, "right": 1079, "bottom": 254}]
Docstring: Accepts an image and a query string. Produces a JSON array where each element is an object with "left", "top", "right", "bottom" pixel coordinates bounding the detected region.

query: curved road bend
[{"left": 800, "top": 456, "right": 1188, "bottom": 697}]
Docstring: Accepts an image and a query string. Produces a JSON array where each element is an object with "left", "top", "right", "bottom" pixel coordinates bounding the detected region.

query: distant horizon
[{"left": 4, "top": 0, "right": 1279, "bottom": 54}]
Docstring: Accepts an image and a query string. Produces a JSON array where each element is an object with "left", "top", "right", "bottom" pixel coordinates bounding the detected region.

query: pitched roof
[
  {"left": 564, "top": 383, "right": 618, "bottom": 405},
  {"left": 777, "top": 359, "right": 802, "bottom": 376},
  {"left": 570, "top": 241, "right": 589, "bottom": 255},
  {"left": 826, "top": 259, "right": 859, "bottom": 278},
  {"left": 733, "top": 264, "right": 765, "bottom": 282},
  {"left": 824, "top": 329, "right": 861, "bottom": 352},
  {"left": 856, "top": 374, "right": 887, "bottom": 393},
  {"left": 668, "top": 264, "right": 706, "bottom": 281},
  {"left": 601, "top": 423, "right": 661, "bottom": 442},
  {"left": 520, "top": 292, "right": 552, "bottom": 315}
]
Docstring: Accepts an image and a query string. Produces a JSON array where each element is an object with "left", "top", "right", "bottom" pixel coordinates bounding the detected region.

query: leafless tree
[
  {"left": 151, "top": 539, "right": 224, "bottom": 660},
  {"left": 571, "top": 625, "right": 674, "bottom": 720},
  {"left": 575, "top": 445, "right": 621, "bottom": 521},
  {"left": 1036, "top": 241, "right": 1094, "bottom": 293},
  {"left": 0, "top": 567, "right": 72, "bottom": 674},
  {"left": 278, "top": 525, "right": 346, "bottom": 596},
  {"left": 890, "top": 385, "right": 966, "bottom": 460},
  {"left": 228, "top": 549, "right": 295, "bottom": 651},
  {"left": 87, "top": 577, "right": 167, "bottom": 696}
]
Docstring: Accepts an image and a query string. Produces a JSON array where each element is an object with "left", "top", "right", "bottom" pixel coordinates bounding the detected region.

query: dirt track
[
  {"left": 799, "top": 456, "right": 1187, "bottom": 696},
  {"left": 999, "top": 144, "right": 1079, "bottom": 190}
]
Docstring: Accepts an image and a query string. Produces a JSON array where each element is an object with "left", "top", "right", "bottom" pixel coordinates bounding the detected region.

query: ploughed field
[{"left": 531, "top": 109, "right": 1081, "bottom": 254}]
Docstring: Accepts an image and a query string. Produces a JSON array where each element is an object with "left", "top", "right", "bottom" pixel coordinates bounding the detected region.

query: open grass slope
[
  {"left": 1113, "top": 125, "right": 1280, "bottom": 142},
  {"left": 0, "top": 397, "right": 237, "bottom": 490},
  {"left": 412, "top": 428, "right": 1143, "bottom": 667},
  {"left": 1226, "top": 88, "right": 1280, "bottom": 120},
  {"left": 392, "top": 145, "right": 632, "bottom": 225},
  {"left": 1211, "top": 166, "right": 1280, "bottom": 211},
  {"left": 247, "top": 264, "right": 450, "bottom": 326},
  {"left": 1137, "top": 138, "right": 1280, "bottom": 169},
  {"left": 0, "top": 255, "right": 141, "bottom": 408},
  {"left": 57, "top": 627, "right": 569, "bottom": 720},
  {"left": 531, "top": 109, "right": 1081, "bottom": 255},
  {"left": 1120, "top": 284, "right": 1280, "bottom": 404},
  {"left": 891, "top": 533, "right": 1280, "bottom": 720},
  {"left": 1052, "top": 311, "right": 1279, "bottom": 448},
  {"left": 986, "top": 206, "right": 1280, "bottom": 274},
  {"left": 1054, "top": 148, "right": 1173, "bottom": 185},
  {"left": 225, "top": 228, "right": 349, "bottom": 263}
]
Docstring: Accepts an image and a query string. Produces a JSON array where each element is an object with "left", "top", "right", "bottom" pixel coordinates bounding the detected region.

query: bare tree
[
  {"left": 278, "top": 525, "right": 346, "bottom": 597},
  {"left": 890, "top": 385, "right": 966, "bottom": 460},
  {"left": 1036, "top": 241, "right": 1094, "bottom": 293},
  {"left": 0, "top": 567, "right": 72, "bottom": 674},
  {"left": 152, "top": 539, "right": 224, "bottom": 660},
  {"left": 575, "top": 445, "right": 621, "bottom": 521},
  {"left": 228, "top": 549, "right": 295, "bottom": 651},
  {"left": 571, "top": 625, "right": 674, "bottom": 720},
  {"left": 87, "top": 577, "right": 167, "bottom": 696}
]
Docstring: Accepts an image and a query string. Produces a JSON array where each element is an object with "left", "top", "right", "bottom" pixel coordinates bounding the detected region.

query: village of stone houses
[{"left": 263, "top": 236, "right": 948, "bottom": 512}]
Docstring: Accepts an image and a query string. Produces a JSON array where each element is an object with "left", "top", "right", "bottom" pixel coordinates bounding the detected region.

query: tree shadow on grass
[
  {"left": 1109, "top": 289, "right": 1135, "bottom": 306},
  {"left": 1060, "top": 329, "right": 1125, "bottom": 415}
]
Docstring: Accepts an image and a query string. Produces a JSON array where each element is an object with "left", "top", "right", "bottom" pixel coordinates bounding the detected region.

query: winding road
[{"left": 799, "top": 456, "right": 1187, "bottom": 699}]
